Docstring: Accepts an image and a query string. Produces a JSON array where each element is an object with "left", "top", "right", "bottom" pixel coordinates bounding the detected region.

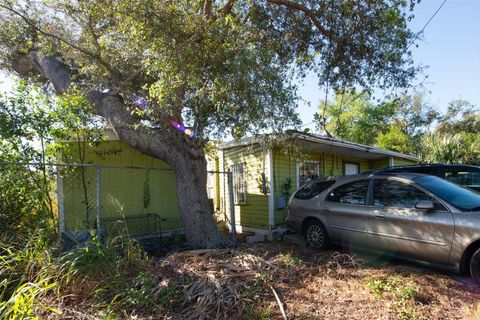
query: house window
[
  {"left": 297, "top": 161, "right": 320, "bottom": 188},
  {"left": 344, "top": 162, "right": 359, "bottom": 175},
  {"left": 231, "top": 163, "right": 246, "bottom": 204}
]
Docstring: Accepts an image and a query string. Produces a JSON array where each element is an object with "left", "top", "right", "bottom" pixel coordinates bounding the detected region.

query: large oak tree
[{"left": 0, "top": 0, "right": 418, "bottom": 248}]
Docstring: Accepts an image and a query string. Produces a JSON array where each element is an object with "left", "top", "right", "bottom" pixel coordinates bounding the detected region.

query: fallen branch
[{"left": 269, "top": 284, "right": 287, "bottom": 320}]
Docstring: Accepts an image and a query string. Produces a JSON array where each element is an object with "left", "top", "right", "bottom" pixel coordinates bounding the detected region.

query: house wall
[
  {"left": 219, "top": 144, "right": 270, "bottom": 230},
  {"left": 369, "top": 158, "right": 390, "bottom": 170},
  {"left": 272, "top": 149, "right": 372, "bottom": 227},
  {"left": 61, "top": 140, "right": 181, "bottom": 232},
  {"left": 392, "top": 157, "right": 417, "bottom": 166},
  {"left": 219, "top": 142, "right": 420, "bottom": 232}
]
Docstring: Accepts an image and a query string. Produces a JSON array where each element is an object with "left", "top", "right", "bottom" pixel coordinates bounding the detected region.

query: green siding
[
  {"left": 220, "top": 145, "right": 270, "bottom": 230},
  {"left": 61, "top": 140, "right": 181, "bottom": 232},
  {"left": 369, "top": 158, "right": 390, "bottom": 170},
  {"left": 272, "top": 149, "right": 371, "bottom": 227},
  {"left": 220, "top": 142, "right": 419, "bottom": 232},
  {"left": 393, "top": 157, "right": 417, "bottom": 166}
]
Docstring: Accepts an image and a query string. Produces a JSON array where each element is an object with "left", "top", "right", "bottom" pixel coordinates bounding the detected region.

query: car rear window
[
  {"left": 294, "top": 180, "right": 336, "bottom": 200},
  {"left": 413, "top": 175, "right": 480, "bottom": 211},
  {"left": 445, "top": 171, "right": 480, "bottom": 189}
]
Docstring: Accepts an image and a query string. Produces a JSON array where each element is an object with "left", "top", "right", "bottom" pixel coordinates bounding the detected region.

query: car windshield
[{"left": 413, "top": 175, "right": 480, "bottom": 211}]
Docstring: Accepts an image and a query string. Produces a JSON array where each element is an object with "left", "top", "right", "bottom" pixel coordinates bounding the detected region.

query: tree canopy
[
  {"left": 317, "top": 91, "right": 480, "bottom": 165},
  {"left": 0, "top": 0, "right": 419, "bottom": 140},
  {"left": 0, "top": 0, "right": 420, "bottom": 248}
]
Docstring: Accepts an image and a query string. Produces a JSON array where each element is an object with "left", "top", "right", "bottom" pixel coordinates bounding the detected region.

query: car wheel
[
  {"left": 470, "top": 248, "right": 480, "bottom": 285},
  {"left": 304, "top": 220, "right": 330, "bottom": 249}
]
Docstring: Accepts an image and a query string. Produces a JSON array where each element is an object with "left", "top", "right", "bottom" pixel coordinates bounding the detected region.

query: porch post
[{"left": 388, "top": 156, "right": 394, "bottom": 167}]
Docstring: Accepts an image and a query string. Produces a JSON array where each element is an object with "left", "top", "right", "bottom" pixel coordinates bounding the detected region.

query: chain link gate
[{"left": 1, "top": 161, "right": 236, "bottom": 247}]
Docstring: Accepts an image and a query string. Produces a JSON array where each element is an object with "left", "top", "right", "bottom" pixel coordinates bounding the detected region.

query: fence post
[
  {"left": 227, "top": 170, "right": 237, "bottom": 246},
  {"left": 57, "top": 170, "right": 65, "bottom": 235},
  {"left": 96, "top": 166, "right": 102, "bottom": 235}
]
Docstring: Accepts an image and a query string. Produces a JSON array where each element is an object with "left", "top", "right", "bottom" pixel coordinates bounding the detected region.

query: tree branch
[
  {"left": 29, "top": 52, "right": 71, "bottom": 94},
  {"left": 0, "top": 3, "right": 122, "bottom": 84},
  {"left": 203, "top": 0, "right": 213, "bottom": 20},
  {"left": 219, "top": 0, "right": 236, "bottom": 16},
  {"left": 87, "top": 16, "right": 102, "bottom": 57},
  {"left": 86, "top": 91, "right": 182, "bottom": 161},
  {"left": 87, "top": 91, "right": 205, "bottom": 161},
  {"left": 266, "top": 0, "right": 341, "bottom": 44}
]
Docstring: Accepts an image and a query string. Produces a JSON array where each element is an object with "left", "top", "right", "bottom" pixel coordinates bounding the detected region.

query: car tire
[
  {"left": 304, "top": 220, "right": 330, "bottom": 249},
  {"left": 470, "top": 247, "right": 480, "bottom": 285}
]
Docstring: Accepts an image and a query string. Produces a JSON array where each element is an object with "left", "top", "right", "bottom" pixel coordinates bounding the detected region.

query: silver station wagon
[{"left": 286, "top": 173, "right": 480, "bottom": 283}]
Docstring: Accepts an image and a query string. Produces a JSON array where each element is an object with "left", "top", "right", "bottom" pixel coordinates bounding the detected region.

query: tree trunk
[
  {"left": 170, "top": 152, "right": 226, "bottom": 249},
  {"left": 86, "top": 93, "right": 227, "bottom": 248},
  {"left": 11, "top": 55, "right": 227, "bottom": 249}
]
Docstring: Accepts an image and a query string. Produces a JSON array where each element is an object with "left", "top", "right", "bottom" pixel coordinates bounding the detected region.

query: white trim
[
  {"left": 296, "top": 160, "right": 320, "bottom": 188},
  {"left": 268, "top": 149, "right": 275, "bottom": 233},
  {"left": 233, "top": 224, "right": 270, "bottom": 236}
]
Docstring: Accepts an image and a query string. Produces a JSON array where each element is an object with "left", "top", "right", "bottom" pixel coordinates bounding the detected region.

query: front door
[
  {"left": 367, "top": 178, "right": 454, "bottom": 264},
  {"left": 323, "top": 179, "right": 371, "bottom": 250}
]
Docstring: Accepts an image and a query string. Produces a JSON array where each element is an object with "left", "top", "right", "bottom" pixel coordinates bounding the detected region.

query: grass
[
  {"left": 366, "top": 275, "right": 422, "bottom": 319},
  {"left": 244, "top": 305, "right": 273, "bottom": 319},
  {"left": 0, "top": 228, "right": 166, "bottom": 319}
]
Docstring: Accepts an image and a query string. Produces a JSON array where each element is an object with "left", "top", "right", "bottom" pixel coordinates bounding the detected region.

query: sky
[
  {"left": 1, "top": 0, "right": 479, "bottom": 133},
  {"left": 297, "top": 0, "right": 480, "bottom": 132}
]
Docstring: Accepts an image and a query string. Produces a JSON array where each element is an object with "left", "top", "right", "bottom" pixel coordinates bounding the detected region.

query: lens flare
[
  {"left": 169, "top": 120, "right": 185, "bottom": 132},
  {"left": 169, "top": 120, "right": 197, "bottom": 139},
  {"left": 132, "top": 95, "right": 149, "bottom": 110}
]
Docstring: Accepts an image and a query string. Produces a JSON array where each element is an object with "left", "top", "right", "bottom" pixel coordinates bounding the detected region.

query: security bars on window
[{"left": 231, "top": 163, "right": 246, "bottom": 205}]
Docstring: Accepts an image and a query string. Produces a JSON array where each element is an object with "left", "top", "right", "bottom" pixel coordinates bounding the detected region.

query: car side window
[
  {"left": 294, "top": 180, "right": 336, "bottom": 200},
  {"left": 373, "top": 179, "right": 433, "bottom": 208},
  {"left": 445, "top": 171, "right": 480, "bottom": 189},
  {"left": 326, "top": 180, "right": 369, "bottom": 205}
]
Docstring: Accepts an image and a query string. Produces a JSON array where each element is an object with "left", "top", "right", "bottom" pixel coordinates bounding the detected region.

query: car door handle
[
  {"left": 375, "top": 214, "right": 386, "bottom": 220},
  {"left": 323, "top": 209, "right": 331, "bottom": 214}
]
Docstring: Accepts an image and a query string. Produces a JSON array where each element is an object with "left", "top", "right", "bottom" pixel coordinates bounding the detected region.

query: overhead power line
[{"left": 407, "top": 0, "right": 448, "bottom": 50}]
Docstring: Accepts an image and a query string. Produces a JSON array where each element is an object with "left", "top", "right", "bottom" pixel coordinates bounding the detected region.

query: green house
[
  {"left": 58, "top": 131, "right": 184, "bottom": 238},
  {"left": 58, "top": 130, "right": 419, "bottom": 240},
  {"left": 217, "top": 132, "right": 420, "bottom": 238}
]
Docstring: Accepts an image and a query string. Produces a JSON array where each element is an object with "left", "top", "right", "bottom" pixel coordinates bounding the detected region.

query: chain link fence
[{"left": 1, "top": 162, "right": 237, "bottom": 246}]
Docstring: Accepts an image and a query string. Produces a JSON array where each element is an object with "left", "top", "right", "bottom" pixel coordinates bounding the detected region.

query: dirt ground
[
  {"left": 44, "top": 240, "right": 480, "bottom": 320},
  {"left": 144, "top": 240, "right": 480, "bottom": 320}
]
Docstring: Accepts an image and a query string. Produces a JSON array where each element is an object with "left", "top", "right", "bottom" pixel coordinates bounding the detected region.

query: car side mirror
[{"left": 415, "top": 200, "right": 435, "bottom": 211}]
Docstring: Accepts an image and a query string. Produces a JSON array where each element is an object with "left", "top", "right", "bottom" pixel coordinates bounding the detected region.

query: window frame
[
  {"left": 230, "top": 163, "right": 247, "bottom": 205},
  {"left": 343, "top": 161, "right": 360, "bottom": 176},
  {"left": 324, "top": 179, "right": 371, "bottom": 206},
  {"left": 296, "top": 160, "right": 320, "bottom": 189}
]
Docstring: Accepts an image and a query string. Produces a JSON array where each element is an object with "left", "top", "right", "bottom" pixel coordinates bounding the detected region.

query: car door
[
  {"left": 322, "top": 179, "right": 371, "bottom": 249},
  {"left": 367, "top": 177, "right": 455, "bottom": 264}
]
